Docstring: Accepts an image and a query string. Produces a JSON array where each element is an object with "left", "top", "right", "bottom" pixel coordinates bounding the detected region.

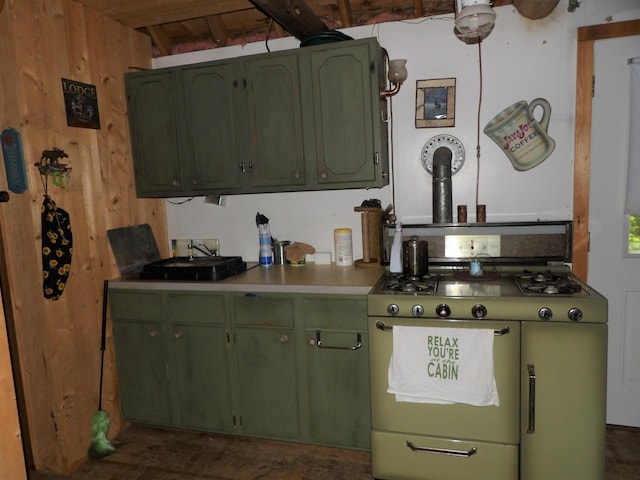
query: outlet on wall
[{"left": 444, "top": 235, "right": 500, "bottom": 258}]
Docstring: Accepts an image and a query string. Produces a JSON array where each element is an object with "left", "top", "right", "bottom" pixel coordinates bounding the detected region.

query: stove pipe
[{"left": 432, "top": 147, "right": 453, "bottom": 223}]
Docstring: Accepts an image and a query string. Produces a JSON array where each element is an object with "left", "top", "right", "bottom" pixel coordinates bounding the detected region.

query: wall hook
[{"left": 35, "top": 148, "right": 72, "bottom": 176}]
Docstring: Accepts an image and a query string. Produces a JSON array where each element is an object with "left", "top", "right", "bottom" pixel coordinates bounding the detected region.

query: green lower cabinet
[
  {"left": 167, "top": 293, "right": 234, "bottom": 432},
  {"left": 231, "top": 293, "right": 300, "bottom": 439},
  {"left": 234, "top": 326, "right": 299, "bottom": 439},
  {"left": 169, "top": 323, "right": 234, "bottom": 432},
  {"left": 302, "top": 296, "right": 371, "bottom": 450},
  {"left": 110, "top": 289, "right": 371, "bottom": 450},
  {"left": 112, "top": 319, "right": 173, "bottom": 425}
]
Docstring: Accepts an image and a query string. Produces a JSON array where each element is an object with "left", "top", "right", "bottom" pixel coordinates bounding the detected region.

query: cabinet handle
[
  {"left": 279, "top": 335, "right": 289, "bottom": 343},
  {"left": 248, "top": 162, "right": 253, "bottom": 173},
  {"left": 374, "top": 152, "right": 380, "bottom": 165},
  {"left": 527, "top": 364, "right": 536, "bottom": 434},
  {"left": 406, "top": 440, "right": 478, "bottom": 458},
  {"left": 239, "top": 162, "right": 246, "bottom": 173},
  {"left": 149, "top": 329, "right": 159, "bottom": 337},
  {"left": 315, "top": 330, "right": 362, "bottom": 350},
  {"left": 174, "top": 331, "right": 184, "bottom": 339},
  {"left": 320, "top": 172, "right": 327, "bottom": 179}
]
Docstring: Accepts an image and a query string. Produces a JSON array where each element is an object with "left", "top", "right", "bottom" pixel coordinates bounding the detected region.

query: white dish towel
[{"left": 388, "top": 326, "right": 499, "bottom": 406}]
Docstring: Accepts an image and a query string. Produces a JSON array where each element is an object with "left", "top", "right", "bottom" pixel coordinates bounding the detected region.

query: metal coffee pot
[{"left": 402, "top": 236, "right": 428, "bottom": 276}]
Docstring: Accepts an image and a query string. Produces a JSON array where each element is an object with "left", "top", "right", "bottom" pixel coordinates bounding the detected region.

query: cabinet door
[
  {"left": 303, "top": 296, "right": 370, "bottom": 449},
  {"left": 110, "top": 291, "right": 172, "bottom": 425},
  {"left": 241, "top": 53, "right": 306, "bottom": 191},
  {"left": 180, "top": 62, "right": 243, "bottom": 194},
  {"left": 521, "top": 322, "right": 607, "bottom": 480},
  {"left": 112, "top": 321, "right": 172, "bottom": 425},
  {"left": 125, "top": 71, "right": 185, "bottom": 196},
  {"left": 232, "top": 294, "right": 299, "bottom": 440},
  {"left": 168, "top": 293, "right": 234, "bottom": 433},
  {"left": 306, "top": 41, "right": 385, "bottom": 187}
]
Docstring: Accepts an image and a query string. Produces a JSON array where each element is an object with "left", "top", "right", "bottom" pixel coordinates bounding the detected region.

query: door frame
[{"left": 573, "top": 18, "right": 640, "bottom": 280}]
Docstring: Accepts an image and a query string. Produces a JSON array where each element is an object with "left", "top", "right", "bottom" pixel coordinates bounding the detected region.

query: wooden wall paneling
[
  {"left": 0, "top": 0, "right": 167, "bottom": 474},
  {"left": 0, "top": 6, "right": 29, "bottom": 479},
  {"left": 573, "top": 19, "right": 640, "bottom": 281},
  {"left": 0, "top": 293, "right": 27, "bottom": 480}
]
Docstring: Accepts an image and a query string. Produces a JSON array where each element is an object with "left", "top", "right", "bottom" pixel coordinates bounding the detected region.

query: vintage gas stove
[{"left": 368, "top": 222, "right": 608, "bottom": 480}]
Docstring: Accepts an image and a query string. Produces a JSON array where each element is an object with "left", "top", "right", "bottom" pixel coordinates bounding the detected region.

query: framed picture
[{"left": 415, "top": 78, "right": 456, "bottom": 128}]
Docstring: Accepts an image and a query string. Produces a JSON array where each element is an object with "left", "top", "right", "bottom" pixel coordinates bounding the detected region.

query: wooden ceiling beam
[
  {"left": 146, "top": 25, "right": 173, "bottom": 55},
  {"left": 248, "top": 0, "right": 328, "bottom": 39},
  {"left": 205, "top": 15, "right": 230, "bottom": 47},
  {"left": 413, "top": 0, "right": 424, "bottom": 17},
  {"left": 80, "top": 0, "right": 255, "bottom": 28},
  {"left": 337, "top": 0, "right": 353, "bottom": 27}
]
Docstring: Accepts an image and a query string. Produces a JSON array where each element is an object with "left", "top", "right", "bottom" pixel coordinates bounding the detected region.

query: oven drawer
[{"left": 371, "top": 430, "right": 518, "bottom": 480}]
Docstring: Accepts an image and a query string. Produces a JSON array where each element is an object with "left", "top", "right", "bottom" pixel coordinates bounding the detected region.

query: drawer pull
[
  {"left": 527, "top": 364, "right": 536, "bottom": 434},
  {"left": 149, "top": 329, "right": 159, "bottom": 337},
  {"left": 406, "top": 440, "right": 478, "bottom": 457},
  {"left": 376, "top": 321, "right": 509, "bottom": 336},
  {"left": 315, "top": 330, "right": 362, "bottom": 350}
]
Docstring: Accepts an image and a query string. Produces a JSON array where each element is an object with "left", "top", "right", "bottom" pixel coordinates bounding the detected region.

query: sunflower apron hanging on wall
[
  {"left": 41, "top": 194, "right": 73, "bottom": 300},
  {"left": 37, "top": 149, "right": 73, "bottom": 300}
]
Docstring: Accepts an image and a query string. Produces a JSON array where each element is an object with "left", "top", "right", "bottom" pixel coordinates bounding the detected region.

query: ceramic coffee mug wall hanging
[{"left": 484, "top": 98, "right": 556, "bottom": 171}]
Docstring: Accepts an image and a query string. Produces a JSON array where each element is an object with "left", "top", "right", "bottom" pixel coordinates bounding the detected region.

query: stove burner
[
  {"left": 381, "top": 273, "right": 439, "bottom": 295},
  {"left": 515, "top": 271, "right": 583, "bottom": 296}
]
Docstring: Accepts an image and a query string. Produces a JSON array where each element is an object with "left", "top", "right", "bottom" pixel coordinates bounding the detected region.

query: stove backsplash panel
[{"left": 382, "top": 221, "right": 572, "bottom": 266}]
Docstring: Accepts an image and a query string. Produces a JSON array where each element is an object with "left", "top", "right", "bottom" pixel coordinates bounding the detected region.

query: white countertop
[{"left": 110, "top": 263, "right": 386, "bottom": 295}]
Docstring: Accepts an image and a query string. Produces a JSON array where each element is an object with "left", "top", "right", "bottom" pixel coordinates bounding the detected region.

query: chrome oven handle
[
  {"left": 376, "top": 321, "right": 510, "bottom": 337},
  {"left": 527, "top": 364, "right": 536, "bottom": 434},
  {"left": 315, "top": 330, "right": 362, "bottom": 350},
  {"left": 406, "top": 440, "right": 478, "bottom": 457}
]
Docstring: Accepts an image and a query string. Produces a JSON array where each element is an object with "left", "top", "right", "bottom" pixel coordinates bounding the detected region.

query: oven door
[{"left": 369, "top": 317, "right": 520, "bottom": 480}]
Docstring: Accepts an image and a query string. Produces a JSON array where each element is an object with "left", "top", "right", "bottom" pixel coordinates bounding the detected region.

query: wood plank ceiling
[{"left": 74, "top": 0, "right": 515, "bottom": 57}]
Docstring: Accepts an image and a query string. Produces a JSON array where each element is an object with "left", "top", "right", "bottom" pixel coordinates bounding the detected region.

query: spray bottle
[{"left": 256, "top": 212, "right": 273, "bottom": 266}]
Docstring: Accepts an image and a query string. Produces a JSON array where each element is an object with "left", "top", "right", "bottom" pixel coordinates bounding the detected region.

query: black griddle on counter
[{"left": 139, "top": 256, "right": 247, "bottom": 281}]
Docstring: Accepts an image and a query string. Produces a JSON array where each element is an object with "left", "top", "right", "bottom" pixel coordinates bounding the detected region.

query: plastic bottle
[
  {"left": 258, "top": 224, "right": 273, "bottom": 266},
  {"left": 334, "top": 228, "right": 353, "bottom": 266},
  {"left": 389, "top": 222, "right": 403, "bottom": 274}
]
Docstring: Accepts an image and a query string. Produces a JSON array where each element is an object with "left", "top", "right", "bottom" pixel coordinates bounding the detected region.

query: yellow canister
[{"left": 334, "top": 228, "right": 353, "bottom": 266}]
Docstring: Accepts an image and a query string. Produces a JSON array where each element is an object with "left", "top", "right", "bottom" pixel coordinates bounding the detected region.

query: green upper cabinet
[
  {"left": 125, "top": 71, "right": 185, "bottom": 196},
  {"left": 180, "top": 61, "right": 244, "bottom": 194},
  {"left": 303, "top": 40, "right": 388, "bottom": 188},
  {"left": 125, "top": 38, "right": 389, "bottom": 197},
  {"left": 240, "top": 52, "right": 306, "bottom": 191}
]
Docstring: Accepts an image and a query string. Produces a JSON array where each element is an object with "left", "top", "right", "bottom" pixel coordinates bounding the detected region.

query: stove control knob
[
  {"left": 412, "top": 305, "right": 425, "bottom": 317},
  {"left": 387, "top": 304, "right": 399, "bottom": 316},
  {"left": 472, "top": 304, "right": 487, "bottom": 319},
  {"left": 538, "top": 307, "right": 553, "bottom": 321},
  {"left": 568, "top": 308, "right": 583, "bottom": 322},
  {"left": 436, "top": 303, "right": 451, "bottom": 318}
]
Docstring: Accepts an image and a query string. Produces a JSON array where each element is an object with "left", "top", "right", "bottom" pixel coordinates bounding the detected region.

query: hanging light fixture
[
  {"left": 454, "top": 0, "right": 496, "bottom": 44},
  {"left": 380, "top": 58, "right": 408, "bottom": 98}
]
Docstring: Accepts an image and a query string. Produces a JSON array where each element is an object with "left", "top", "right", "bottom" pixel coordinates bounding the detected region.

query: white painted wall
[{"left": 154, "top": 1, "right": 640, "bottom": 262}]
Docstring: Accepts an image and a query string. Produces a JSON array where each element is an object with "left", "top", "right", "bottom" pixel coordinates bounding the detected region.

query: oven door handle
[
  {"left": 314, "top": 330, "right": 362, "bottom": 350},
  {"left": 527, "top": 363, "right": 536, "bottom": 434},
  {"left": 406, "top": 440, "right": 478, "bottom": 457},
  {"left": 376, "top": 321, "right": 510, "bottom": 337}
]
